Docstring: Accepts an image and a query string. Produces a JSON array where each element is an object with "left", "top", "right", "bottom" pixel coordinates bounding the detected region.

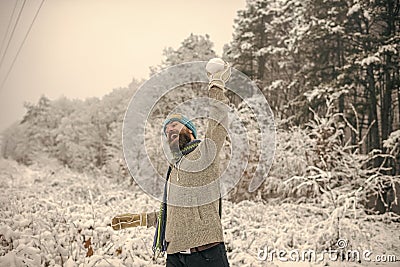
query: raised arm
[{"left": 204, "top": 58, "right": 231, "bottom": 154}]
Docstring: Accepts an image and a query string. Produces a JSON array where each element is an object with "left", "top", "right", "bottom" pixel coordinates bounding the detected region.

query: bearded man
[{"left": 112, "top": 58, "right": 231, "bottom": 267}]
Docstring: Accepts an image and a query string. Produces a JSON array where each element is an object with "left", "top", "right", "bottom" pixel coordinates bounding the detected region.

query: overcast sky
[{"left": 0, "top": 0, "right": 246, "bottom": 132}]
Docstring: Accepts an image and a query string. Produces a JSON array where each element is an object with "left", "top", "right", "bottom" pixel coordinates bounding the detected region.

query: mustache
[
  {"left": 167, "top": 130, "right": 180, "bottom": 142},
  {"left": 167, "top": 131, "right": 191, "bottom": 149}
]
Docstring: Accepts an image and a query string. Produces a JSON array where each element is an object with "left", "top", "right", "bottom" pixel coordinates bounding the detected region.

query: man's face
[{"left": 165, "top": 121, "right": 193, "bottom": 150}]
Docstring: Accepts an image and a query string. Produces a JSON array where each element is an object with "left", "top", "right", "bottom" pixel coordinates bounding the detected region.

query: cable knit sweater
[{"left": 146, "top": 85, "right": 229, "bottom": 254}]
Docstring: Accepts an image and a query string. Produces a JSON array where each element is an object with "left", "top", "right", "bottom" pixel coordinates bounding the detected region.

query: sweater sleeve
[
  {"left": 146, "top": 211, "right": 158, "bottom": 228},
  {"left": 204, "top": 85, "right": 229, "bottom": 154}
]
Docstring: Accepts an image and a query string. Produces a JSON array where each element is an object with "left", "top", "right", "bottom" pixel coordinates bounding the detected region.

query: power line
[
  {"left": 0, "top": 0, "right": 26, "bottom": 71},
  {"left": 0, "top": 0, "right": 45, "bottom": 91},
  {"left": 0, "top": 0, "right": 19, "bottom": 57}
]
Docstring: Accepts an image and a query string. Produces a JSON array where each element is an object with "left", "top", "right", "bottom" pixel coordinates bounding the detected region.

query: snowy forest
[{"left": 1, "top": 0, "right": 399, "bottom": 266}]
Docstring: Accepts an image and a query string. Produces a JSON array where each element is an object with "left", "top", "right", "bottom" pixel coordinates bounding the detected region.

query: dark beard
[
  {"left": 178, "top": 132, "right": 192, "bottom": 150},
  {"left": 169, "top": 131, "right": 192, "bottom": 153}
]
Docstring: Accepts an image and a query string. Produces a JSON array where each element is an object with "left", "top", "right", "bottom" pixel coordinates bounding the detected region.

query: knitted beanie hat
[{"left": 163, "top": 114, "right": 197, "bottom": 139}]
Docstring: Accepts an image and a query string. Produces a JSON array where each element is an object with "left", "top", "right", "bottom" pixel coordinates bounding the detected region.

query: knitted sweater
[{"left": 146, "top": 85, "right": 229, "bottom": 254}]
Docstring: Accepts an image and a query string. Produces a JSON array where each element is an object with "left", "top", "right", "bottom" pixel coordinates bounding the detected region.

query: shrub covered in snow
[{"left": 0, "top": 159, "right": 399, "bottom": 267}]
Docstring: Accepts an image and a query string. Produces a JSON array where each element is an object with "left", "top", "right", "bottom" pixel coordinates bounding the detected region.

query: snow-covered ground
[{"left": 0, "top": 159, "right": 399, "bottom": 267}]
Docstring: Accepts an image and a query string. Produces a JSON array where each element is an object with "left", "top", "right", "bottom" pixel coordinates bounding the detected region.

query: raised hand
[{"left": 206, "top": 58, "right": 231, "bottom": 89}]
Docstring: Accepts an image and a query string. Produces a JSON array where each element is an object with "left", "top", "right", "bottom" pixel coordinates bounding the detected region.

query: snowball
[{"left": 206, "top": 58, "right": 225, "bottom": 74}]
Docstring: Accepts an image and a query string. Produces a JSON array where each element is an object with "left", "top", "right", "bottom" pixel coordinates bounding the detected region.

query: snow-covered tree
[{"left": 150, "top": 33, "right": 217, "bottom": 74}]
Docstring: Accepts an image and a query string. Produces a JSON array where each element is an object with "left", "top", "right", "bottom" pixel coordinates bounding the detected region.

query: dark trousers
[{"left": 166, "top": 243, "right": 230, "bottom": 267}]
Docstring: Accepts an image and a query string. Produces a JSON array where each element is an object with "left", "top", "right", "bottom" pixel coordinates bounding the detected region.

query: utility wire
[
  {"left": 0, "top": 0, "right": 45, "bottom": 91},
  {"left": 0, "top": 0, "right": 26, "bottom": 71},
  {"left": 0, "top": 0, "right": 19, "bottom": 58}
]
